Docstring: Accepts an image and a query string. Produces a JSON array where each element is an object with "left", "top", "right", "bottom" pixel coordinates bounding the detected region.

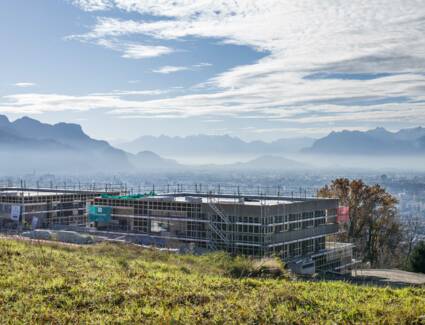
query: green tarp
[{"left": 100, "top": 191, "right": 156, "bottom": 200}]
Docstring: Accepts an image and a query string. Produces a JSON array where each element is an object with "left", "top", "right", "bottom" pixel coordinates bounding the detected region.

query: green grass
[{"left": 1, "top": 239, "right": 425, "bottom": 324}]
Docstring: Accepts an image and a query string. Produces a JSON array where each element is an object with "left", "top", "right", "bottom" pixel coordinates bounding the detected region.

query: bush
[{"left": 408, "top": 241, "right": 425, "bottom": 273}]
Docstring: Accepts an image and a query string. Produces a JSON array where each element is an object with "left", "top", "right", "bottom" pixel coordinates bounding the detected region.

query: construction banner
[{"left": 88, "top": 205, "right": 112, "bottom": 223}]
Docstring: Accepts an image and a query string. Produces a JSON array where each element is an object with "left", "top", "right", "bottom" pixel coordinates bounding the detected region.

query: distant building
[{"left": 88, "top": 192, "right": 354, "bottom": 274}]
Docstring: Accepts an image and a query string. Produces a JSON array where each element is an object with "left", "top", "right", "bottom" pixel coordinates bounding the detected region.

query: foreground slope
[{"left": 1, "top": 239, "right": 425, "bottom": 324}]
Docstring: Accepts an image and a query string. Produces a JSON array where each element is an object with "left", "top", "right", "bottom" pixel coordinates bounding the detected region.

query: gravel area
[{"left": 352, "top": 269, "right": 425, "bottom": 286}]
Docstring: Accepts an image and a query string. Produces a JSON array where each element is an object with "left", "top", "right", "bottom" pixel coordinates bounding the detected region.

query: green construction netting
[{"left": 100, "top": 191, "right": 156, "bottom": 200}]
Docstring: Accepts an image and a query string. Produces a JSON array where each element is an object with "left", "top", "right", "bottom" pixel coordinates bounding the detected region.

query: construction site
[
  {"left": 0, "top": 182, "right": 355, "bottom": 274},
  {"left": 0, "top": 185, "right": 119, "bottom": 229},
  {"left": 87, "top": 185, "right": 354, "bottom": 274}
]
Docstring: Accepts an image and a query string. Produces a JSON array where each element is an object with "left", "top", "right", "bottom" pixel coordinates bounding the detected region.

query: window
[{"left": 289, "top": 242, "right": 301, "bottom": 257}]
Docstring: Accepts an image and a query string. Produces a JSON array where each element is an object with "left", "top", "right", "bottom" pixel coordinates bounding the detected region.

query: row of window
[
  {"left": 273, "top": 210, "right": 326, "bottom": 224},
  {"left": 273, "top": 218, "right": 326, "bottom": 232},
  {"left": 271, "top": 237, "right": 326, "bottom": 259},
  {"left": 95, "top": 199, "right": 200, "bottom": 212}
]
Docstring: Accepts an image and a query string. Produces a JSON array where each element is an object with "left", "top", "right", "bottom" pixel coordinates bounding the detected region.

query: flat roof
[
  {"left": 95, "top": 192, "right": 334, "bottom": 206},
  {"left": 0, "top": 188, "right": 113, "bottom": 197},
  {"left": 172, "top": 196, "right": 298, "bottom": 206},
  {"left": 0, "top": 190, "right": 69, "bottom": 196}
]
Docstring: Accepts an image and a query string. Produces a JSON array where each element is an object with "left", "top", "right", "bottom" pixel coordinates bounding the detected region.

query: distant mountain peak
[
  {"left": 136, "top": 150, "right": 160, "bottom": 158},
  {"left": 305, "top": 126, "right": 425, "bottom": 155},
  {"left": 13, "top": 116, "right": 43, "bottom": 125},
  {"left": 0, "top": 114, "right": 10, "bottom": 123},
  {"left": 367, "top": 126, "right": 391, "bottom": 133}
]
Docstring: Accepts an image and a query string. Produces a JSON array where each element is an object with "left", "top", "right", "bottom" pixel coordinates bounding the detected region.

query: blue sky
[{"left": 1, "top": 0, "right": 425, "bottom": 141}]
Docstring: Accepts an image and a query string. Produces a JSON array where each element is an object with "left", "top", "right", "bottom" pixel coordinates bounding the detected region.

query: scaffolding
[
  {"left": 87, "top": 188, "right": 354, "bottom": 273},
  {"left": 0, "top": 186, "right": 119, "bottom": 228},
  {"left": 0, "top": 181, "right": 355, "bottom": 274}
]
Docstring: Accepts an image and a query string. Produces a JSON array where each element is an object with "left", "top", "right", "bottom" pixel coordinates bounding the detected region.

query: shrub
[{"left": 408, "top": 241, "right": 425, "bottom": 273}]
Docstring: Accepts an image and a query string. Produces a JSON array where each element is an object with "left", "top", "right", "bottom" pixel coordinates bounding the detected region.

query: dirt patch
[{"left": 352, "top": 269, "right": 425, "bottom": 286}]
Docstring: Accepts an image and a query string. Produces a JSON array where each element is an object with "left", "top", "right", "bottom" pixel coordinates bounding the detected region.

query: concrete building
[
  {"left": 88, "top": 192, "right": 354, "bottom": 274},
  {"left": 0, "top": 187, "right": 118, "bottom": 229}
]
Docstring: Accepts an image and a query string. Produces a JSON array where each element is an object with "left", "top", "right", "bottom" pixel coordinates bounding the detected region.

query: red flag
[{"left": 337, "top": 206, "right": 349, "bottom": 223}]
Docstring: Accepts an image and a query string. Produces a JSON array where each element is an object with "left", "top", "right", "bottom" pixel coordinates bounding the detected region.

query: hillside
[
  {"left": 215, "top": 155, "right": 308, "bottom": 171},
  {"left": 1, "top": 239, "right": 425, "bottom": 323},
  {"left": 129, "top": 150, "right": 182, "bottom": 170}
]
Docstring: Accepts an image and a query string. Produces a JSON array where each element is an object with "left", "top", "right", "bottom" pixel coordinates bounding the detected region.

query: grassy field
[{"left": 1, "top": 238, "right": 425, "bottom": 324}]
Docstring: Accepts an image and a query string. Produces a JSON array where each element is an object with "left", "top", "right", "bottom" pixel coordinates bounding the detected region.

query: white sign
[
  {"left": 31, "top": 216, "right": 38, "bottom": 229},
  {"left": 10, "top": 205, "right": 21, "bottom": 222}
]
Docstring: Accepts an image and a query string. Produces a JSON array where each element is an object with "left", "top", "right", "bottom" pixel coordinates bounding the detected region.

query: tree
[
  {"left": 318, "top": 178, "right": 402, "bottom": 267},
  {"left": 403, "top": 216, "right": 421, "bottom": 261},
  {"left": 408, "top": 241, "right": 425, "bottom": 273}
]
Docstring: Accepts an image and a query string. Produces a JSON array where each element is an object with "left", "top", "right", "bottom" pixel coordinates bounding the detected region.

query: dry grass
[{"left": 0, "top": 238, "right": 425, "bottom": 324}]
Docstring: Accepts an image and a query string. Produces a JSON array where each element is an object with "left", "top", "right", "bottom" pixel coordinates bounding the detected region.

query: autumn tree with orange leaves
[{"left": 318, "top": 178, "right": 403, "bottom": 267}]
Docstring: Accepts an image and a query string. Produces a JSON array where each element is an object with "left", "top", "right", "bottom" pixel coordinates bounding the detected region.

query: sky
[{"left": 0, "top": 0, "right": 425, "bottom": 142}]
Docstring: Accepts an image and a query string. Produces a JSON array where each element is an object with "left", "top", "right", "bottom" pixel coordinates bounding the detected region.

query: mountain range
[
  {"left": 1, "top": 114, "right": 424, "bottom": 174},
  {"left": 118, "top": 134, "right": 315, "bottom": 156},
  {"left": 118, "top": 127, "right": 425, "bottom": 158},
  {"left": 304, "top": 127, "right": 425, "bottom": 155},
  {"left": 0, "top": 115, "right": 303, "bottom": 173},
  {"left": 0, "top": 115, "right": 132, "bottom": 173},
  {"left": 0, "top": 115, "right": 184, "bottom": 173}
]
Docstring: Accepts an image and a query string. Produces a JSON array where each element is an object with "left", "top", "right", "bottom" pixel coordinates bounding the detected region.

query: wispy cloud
[
  {"left": 94, "top": 38, "right": 173, "bottom": 59},
  {"left": 13, "top": 82, "right": 36, "bottom": 88},
  {"left": 193, "top": 62, "right": 212, "bottom": 68},
  {"left": 90, "top": 89, "right": 168, "bottom": 96},
  {"left": 152, "top": 63, "right": 212, "bottom": 74},
  {"left": 12, "top": 0, "right": 425, "bottom": 135},
  {"left": 71, "top": 0, "right": 110, "bottom": 11},
  {"left": 152, "top": 66, "right": 189, "bottom": 74}
]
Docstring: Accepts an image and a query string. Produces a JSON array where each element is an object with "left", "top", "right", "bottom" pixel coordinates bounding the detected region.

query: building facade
[
  {"left": 0, "top": 188, "right": 117, "bottom": 229},
  {"left": 88, "top": 192, "right": 354, "bottom": 273}
]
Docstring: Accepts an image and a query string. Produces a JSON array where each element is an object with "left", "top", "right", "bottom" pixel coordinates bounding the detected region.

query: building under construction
[
  {"left": 0, "top": 187, "right": 118, "bottom": 228},
  {"left": 88, "top": 191, "right": 354, "bottom": 274}
]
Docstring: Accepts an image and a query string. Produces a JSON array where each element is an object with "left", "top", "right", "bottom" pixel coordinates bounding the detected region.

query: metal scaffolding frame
[{"left": 0, "top": 182, "right": 355, "bottom": 274}]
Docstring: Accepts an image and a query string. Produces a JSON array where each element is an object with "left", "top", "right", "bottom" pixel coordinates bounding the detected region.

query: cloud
[
  {"left": 152, "top": 66, "right": 189, "bottom": 74},
  {"left": 71, "top": 0, "right": 111, "bottom": 11},
  {"left": 96, "top": 38, "right": 173, "bottom": 59},
  {"left": 121, "top": 44, "right": 173, "bottom": 59},
  {"left": 13, "top": 82, "right": 36, "bottom": 88},
  {"left": 90, "top": 89, "right": 168, "bottom": 96},
  {"left": 152, "top": 63, "right": 212, "bottom": 74},
  {"left": 193, "top": 62, "right": 212, "bottom": 68},
  {"left": 243, "top": 126, "right": 372, "bottom": 137},
  {"left": 8, "top": 0, "right": 423, "bottom": 136}
]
